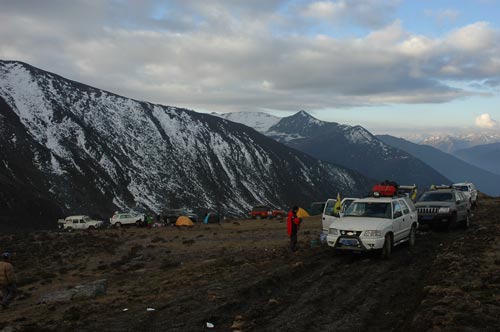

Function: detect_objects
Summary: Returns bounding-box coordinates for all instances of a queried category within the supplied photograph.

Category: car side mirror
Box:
[393,211,402,219]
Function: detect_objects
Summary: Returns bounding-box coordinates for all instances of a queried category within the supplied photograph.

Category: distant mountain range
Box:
[377,135,500,196]
[421,133,500,153]
[218,111,451,190]
[0,60,373,230]
[454,143,500,177]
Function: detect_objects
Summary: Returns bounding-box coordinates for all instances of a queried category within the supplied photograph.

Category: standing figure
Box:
[287,206,301,252]
[0,252,16,310]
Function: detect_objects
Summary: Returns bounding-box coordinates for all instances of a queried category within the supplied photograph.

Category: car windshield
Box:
[343,202,391,219]
[454,186,469,192]
[419,192,453,202]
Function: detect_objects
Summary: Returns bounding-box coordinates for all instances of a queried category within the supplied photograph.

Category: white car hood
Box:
[330,216,390,231]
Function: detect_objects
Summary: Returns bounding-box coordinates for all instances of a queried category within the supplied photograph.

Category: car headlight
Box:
[329,228,339,235]
[438,207,450,213]
[364,230,382,237]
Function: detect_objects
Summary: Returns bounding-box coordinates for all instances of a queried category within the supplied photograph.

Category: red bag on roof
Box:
[372,180,399,197]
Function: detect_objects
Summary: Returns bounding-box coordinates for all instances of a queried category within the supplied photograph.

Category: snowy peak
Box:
[0,60,373,228]
[213,111,280,133]
[422,133,500,153]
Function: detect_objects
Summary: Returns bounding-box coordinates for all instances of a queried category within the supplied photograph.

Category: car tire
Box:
[408,225,416,247]
[380,234,392,259]
[463,214,471,229]
[66,227,73,232]
[88,226,95,230]
[115,222,122,228]
[136,220,142,227]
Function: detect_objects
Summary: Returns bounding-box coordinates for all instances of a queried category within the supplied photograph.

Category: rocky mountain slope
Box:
[454,142,500,177]
[378,135,500,196]
[264,111,450,189]
[0,60,373,230]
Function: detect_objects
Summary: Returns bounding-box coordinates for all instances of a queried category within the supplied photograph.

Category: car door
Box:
[391,200,404,241]
[456,192,468,221]
[398,199,413,235]
[322,199,338,232]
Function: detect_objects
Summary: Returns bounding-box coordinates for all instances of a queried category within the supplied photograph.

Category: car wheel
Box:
[66,227,73,232]
[136,220,142,227]
[463,214,471,229]
[380,234,392,259]
[115,222,122,228]
[408,225,416,247]
[88,226,95,230]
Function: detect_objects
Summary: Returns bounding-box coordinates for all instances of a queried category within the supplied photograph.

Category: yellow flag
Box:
[334,193,342,214]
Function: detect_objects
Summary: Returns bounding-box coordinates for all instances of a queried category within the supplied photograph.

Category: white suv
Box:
[110,212,145,227]
[326,196,418,258]
[62,215,104,231]
[452,182,478,207]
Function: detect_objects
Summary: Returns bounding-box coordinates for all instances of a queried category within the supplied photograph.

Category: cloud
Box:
[0,1,499,113]
[475,113,499,128]
[301,0,399,28]
[424,8,460,25]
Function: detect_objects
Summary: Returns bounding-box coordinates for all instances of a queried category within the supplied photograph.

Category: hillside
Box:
[0,60,372,230]
[0,197,498,331]
[454,142,500,176]
[266,111,451,190]
[378,135,500,196]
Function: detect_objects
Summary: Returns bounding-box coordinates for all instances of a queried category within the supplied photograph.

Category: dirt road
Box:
[0,198,498,332]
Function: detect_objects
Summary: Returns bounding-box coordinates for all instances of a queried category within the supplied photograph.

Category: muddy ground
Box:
[0,197,499,332]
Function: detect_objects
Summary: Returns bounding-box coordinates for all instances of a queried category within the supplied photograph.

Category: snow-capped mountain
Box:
[422,133,500,153]
[221,110,450,189]
[213,111,281,133]
[0,61,373,229]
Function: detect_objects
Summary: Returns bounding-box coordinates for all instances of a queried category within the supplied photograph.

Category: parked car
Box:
[110,212,145,228]
[162,208,198,224]
[308,202,326,216]
[326,195,418,258]
[415,187,471,229]
[249,205,286,219]
[321,197,357,235]
[62,215,104,231]
[452,182,478,207]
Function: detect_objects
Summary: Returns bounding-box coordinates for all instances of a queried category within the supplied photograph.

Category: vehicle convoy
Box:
[249,205,286,219]
[452,182,478,207]
[110,212,145,227]
[326,191,418,258]
[321,197,357,235]
[415,186,471,229]
[61,215,104,230]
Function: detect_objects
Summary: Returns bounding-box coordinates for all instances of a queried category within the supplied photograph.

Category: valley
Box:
[1,196,498,332]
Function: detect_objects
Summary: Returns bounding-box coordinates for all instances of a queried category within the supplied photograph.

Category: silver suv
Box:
[452,182,478,207]
[415,188,471,229]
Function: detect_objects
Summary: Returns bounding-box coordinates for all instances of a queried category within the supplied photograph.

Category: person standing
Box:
[0,252,16,309]
[287,206,301,252]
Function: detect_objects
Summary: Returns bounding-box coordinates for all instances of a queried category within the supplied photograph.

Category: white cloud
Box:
[0,1,499,113]
[475,114,499,128]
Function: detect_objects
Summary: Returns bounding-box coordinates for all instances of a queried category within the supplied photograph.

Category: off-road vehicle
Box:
[415,187,471,229]
[452,182,478,207]
[326,195,418,258]
[110,212,145,228]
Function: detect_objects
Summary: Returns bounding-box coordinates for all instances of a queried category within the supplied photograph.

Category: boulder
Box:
[39,279,107,304]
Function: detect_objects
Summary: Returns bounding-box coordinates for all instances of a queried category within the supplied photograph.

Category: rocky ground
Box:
[0,197,499,332]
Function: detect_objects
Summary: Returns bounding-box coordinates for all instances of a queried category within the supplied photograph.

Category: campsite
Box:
[0,195,498,332]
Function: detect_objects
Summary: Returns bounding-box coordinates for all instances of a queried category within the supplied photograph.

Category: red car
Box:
[249,206,286,219]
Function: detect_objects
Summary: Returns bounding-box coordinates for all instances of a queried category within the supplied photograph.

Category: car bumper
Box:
[326,235,385,251]
[418,214,453,225]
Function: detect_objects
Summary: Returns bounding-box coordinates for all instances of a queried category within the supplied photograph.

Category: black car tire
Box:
[380,234,392,259]
[408,225,416,247]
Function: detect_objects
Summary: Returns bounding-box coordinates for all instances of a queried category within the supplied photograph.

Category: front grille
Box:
[418,207,439,214]
[339,230,362,237]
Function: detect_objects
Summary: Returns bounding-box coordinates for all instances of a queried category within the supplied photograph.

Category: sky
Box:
[1,0,500,136]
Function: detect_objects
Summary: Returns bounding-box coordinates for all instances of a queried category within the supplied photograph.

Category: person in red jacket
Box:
[287,206,301,252]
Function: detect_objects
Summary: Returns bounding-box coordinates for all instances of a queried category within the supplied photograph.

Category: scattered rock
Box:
[268,298,279,305]
[38,279,107,304]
